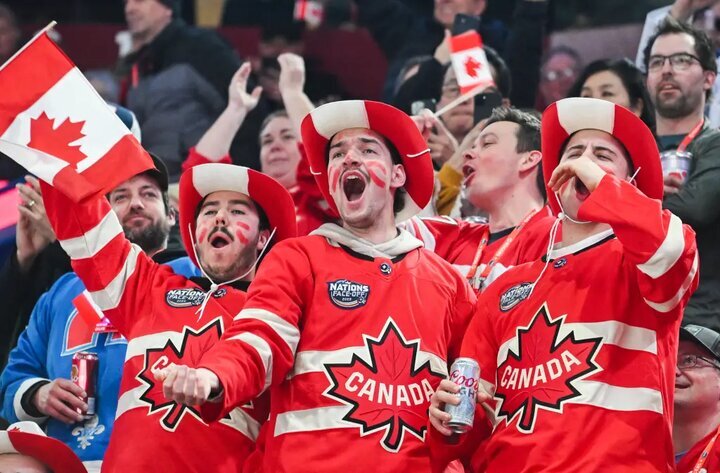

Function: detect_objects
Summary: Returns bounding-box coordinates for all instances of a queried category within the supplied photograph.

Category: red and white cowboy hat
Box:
[301,100,434,222]
[542,97,663,214]
[179,163,298,268]
[0,421,87,473]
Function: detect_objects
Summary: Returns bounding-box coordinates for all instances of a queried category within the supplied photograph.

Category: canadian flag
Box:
[0,30,154,202]
[449,31,495,95]
[72,290,105,327]
[294,0,324,29]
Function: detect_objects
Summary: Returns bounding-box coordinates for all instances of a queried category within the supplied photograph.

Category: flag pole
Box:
[433,84,483,119]
[0,20,57,72]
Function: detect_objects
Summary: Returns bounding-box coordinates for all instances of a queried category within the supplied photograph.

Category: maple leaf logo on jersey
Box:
[324,319,444,452]
[464,55,482,78]
[27,112,87,167]
[136,319,224,431]
[495,304,602,434]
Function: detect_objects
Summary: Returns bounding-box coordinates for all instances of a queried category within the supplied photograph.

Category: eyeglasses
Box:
[677,353,720,370]
[647,53,702,72]
[542,67,576,82]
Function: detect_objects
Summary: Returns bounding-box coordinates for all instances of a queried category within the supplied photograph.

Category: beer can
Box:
[660,150,692,183]
[444,358,480,433]
[71,352,98,419]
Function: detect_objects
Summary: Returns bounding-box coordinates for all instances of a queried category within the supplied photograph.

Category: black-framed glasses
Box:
[677,353,720,370]
[647,53,702,72]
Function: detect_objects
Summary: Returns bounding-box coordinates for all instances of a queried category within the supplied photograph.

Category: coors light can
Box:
[71,351,98,419]
[660,150,692,183]
[444,358,480,433]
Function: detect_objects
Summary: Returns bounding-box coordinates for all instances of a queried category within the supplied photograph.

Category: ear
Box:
[389,163,407,190]
[473,0,488,16]
[166,206,177,227]
[256,229,271,251]
[704,70,717,93]
[518,150,542,173]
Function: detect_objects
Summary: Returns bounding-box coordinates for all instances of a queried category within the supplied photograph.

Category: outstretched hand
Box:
[153,363,220,407]
[228,62,262,114]
[278,53,306,95]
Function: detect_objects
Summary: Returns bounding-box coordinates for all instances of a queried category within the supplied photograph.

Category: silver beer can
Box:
[660,150,692,183]
[444,358,480,433]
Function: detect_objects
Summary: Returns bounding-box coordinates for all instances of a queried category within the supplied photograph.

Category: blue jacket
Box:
[0,257,200,463]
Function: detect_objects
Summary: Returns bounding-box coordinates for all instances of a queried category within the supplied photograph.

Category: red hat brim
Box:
[179,164,298,268]
[541,97,663,214]
[0,430,87,473]
[301,100,434,222]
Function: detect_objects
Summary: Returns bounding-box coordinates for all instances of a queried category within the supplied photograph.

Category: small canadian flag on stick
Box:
[448,30,495,95]
[294,0,324,29]
[0,23,154,202]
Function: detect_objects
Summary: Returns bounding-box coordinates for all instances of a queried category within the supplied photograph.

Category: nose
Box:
[213,208,228,226]
[463,148,477,163]
[129,192,145,210]
[343,148,362,167]
[675,364,683,377]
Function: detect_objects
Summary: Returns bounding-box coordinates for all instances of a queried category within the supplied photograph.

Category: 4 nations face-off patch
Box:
[327,279,370,309]
[494,305,602,434]
[323,319,444,452]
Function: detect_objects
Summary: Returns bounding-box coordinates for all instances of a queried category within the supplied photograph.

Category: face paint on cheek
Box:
[198,228,209,243]
[365,161,389,188]
[329,166,341,194]
[233,222,250,245]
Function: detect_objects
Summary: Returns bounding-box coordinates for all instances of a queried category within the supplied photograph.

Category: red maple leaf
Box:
[136,319,224,431]
[324,320,444,452]
[495,305,602,433]
[27,111,86,167]
[464,55,482,78]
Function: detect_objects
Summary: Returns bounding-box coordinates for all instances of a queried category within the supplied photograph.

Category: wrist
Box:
[16,249,36,274]
[223,105,249,121]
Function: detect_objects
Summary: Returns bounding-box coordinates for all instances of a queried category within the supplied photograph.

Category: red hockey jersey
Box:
[41,185,265,473]
[197,224,476,472]
[675,427,720,473]
[405,208,555,290]
[442,176,698,472]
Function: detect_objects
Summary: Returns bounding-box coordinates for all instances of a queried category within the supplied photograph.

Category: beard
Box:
[124,218,171,254]
[654,88,703,119]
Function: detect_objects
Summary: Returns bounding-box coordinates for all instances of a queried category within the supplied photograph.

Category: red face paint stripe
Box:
[234,230,249,245]
[198,228,208,243]
[329,166,341,194]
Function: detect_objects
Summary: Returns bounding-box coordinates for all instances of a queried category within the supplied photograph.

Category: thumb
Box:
[250,86,263,101]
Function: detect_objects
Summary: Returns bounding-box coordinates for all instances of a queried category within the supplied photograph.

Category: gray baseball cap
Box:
[680,324,720,362]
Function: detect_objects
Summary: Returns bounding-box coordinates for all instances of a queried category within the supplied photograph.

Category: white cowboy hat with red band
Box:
[301,100,434,222]
[0,421,88,473]
[179,163,298,268]
[541,97,663,215]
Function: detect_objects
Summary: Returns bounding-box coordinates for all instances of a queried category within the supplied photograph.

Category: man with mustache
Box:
[35,160,297,472]
[157,101,477,472]
[0,154,199,471]
[644,19,720,331]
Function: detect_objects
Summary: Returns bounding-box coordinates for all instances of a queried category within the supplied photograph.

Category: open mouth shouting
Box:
[462,163,477,186]
[342,170,368,203]
[208,228,233,250]
[574,177,590,201]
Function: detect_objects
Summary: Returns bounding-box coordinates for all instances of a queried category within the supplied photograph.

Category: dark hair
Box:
[541,46,583,71]
[567,58,656,133]
[394,54,434,96]
[643,18,717,101]
[484,107,545,200]
[484,46,511,99]
[259,110,290,140]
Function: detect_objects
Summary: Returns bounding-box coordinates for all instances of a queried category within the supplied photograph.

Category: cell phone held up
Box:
[452,14,480,37]
[411,99,437,116]
[474,91,503,124]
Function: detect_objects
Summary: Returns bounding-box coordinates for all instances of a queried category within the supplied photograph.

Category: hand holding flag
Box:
[0,24,154,202]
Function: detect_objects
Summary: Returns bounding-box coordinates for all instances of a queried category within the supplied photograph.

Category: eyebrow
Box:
[329,136,382,150]
[479,132,498,141]
[566,143,619,155]
[262,128,294,138]
[200,199,252,211]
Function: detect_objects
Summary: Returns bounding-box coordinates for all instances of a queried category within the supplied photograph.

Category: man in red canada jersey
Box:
[429,97,698,472]
[407,107,553,291]
[158,100,476,472]
[39,162,296,473]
